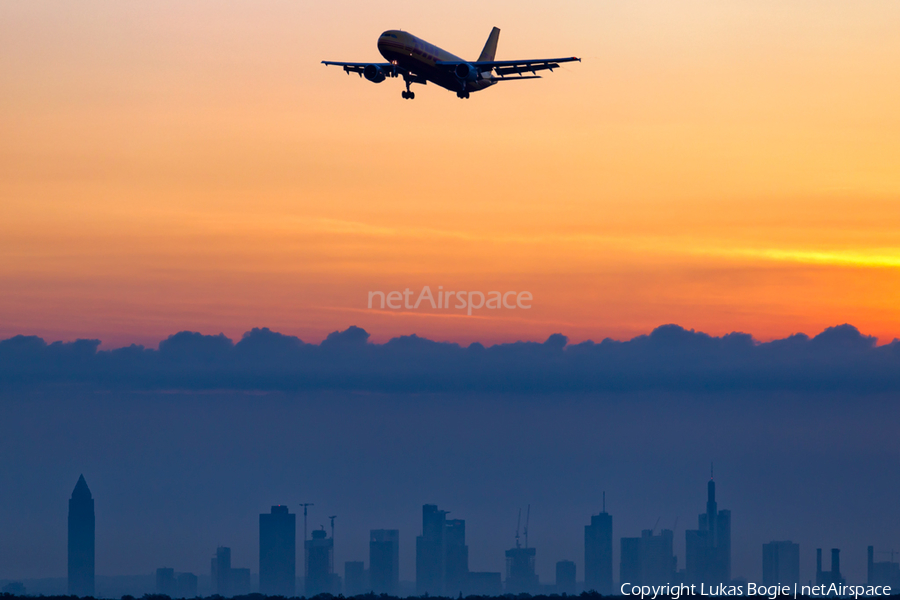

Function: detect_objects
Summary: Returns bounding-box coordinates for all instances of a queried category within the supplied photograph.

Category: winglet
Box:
[478,27,501,62]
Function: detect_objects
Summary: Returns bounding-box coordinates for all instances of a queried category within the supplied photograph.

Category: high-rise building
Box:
[762,542,800,586]
[556,560,576,595]
[306,529,335,595]
[370,530,400,595]
[260,505,296,596]
[620,537,642,586]
[416,505,447,595]
[68,475,95,597]
[444,519,469,596]
[584,498,613,594]
[816,549,845,586]
[621,530,675,586]
[868,547,900,588]
[505,547,538,594]
[212,547,232,596]
[685,474,731,586]
[156,568,176,596]
[344,561,367,596]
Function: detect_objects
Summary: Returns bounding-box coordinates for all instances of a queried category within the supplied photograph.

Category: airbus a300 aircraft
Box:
[323,27,580,99]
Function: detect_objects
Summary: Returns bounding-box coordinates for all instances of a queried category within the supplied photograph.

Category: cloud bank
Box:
[1,324,898,392]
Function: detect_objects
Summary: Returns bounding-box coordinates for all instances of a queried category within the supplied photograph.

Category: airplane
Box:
[322,27,580,100]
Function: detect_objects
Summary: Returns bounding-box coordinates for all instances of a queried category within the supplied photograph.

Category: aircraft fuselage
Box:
[377,30,495,93]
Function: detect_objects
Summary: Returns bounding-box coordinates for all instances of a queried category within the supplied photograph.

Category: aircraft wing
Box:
[436,57,580,78]
[322,61,405,77]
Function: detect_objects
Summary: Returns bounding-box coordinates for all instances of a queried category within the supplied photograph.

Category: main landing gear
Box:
[456,91,470,99]
[402,79,415,100]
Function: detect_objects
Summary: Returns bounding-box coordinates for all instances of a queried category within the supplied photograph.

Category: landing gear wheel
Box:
[456,91,470,99]
[402,79,415,100]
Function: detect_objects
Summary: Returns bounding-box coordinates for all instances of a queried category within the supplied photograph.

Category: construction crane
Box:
[329,515,337,539]
[524,505,531,549]
[515,508,522,549]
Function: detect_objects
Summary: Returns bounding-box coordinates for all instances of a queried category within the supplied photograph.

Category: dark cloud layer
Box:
[1,324,898,392]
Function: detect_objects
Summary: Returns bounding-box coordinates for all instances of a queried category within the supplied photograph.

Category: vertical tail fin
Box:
[477,27,500,62]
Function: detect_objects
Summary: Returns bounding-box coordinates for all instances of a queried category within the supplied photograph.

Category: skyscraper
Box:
[156,568,176,596]
[685,474,731,586]
[584,498,613,594]
[212,546,232,597]
[505,546,538,594]
[68,475,95,597]
[444,519,469,596]
[762,541,800,586]
[416,504,447,595]
[620,530,675,586]
[306,529,334,596]
[370,530,400,595]
[260,505,296,596]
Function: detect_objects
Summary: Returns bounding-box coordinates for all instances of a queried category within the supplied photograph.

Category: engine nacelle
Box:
[363,64,386,83]
[454,63,480,82]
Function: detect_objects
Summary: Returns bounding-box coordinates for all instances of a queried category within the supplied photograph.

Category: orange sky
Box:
[2,1,900,348]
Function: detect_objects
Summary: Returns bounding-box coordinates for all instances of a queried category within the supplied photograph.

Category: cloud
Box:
[0,324,897,392]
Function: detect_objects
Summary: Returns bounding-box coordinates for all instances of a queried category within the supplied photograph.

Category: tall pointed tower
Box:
[68,475,95,596]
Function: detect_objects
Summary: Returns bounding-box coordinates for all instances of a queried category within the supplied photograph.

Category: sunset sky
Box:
[3,0,900,348]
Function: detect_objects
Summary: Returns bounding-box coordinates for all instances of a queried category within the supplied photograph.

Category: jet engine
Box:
[454,63,480,82]
[363,64,386,83]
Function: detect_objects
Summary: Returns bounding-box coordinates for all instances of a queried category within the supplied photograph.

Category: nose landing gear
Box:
[456,91,470,99]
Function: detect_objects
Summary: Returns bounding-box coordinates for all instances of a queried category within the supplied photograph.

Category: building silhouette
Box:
[505,546,538,594]
[370,529,400,595]
[762,541,799,586]
[816,548,845,586]
[621,529,675,586]
[211,546,232,596]
[68,475,95,597]
[156,568,176,596]
[685,474,731,586]
[260,505,296,596]
[444,519,469,596]
[414,504,474,595]
[584,497,613,594]
[868,547,900,588]
[306,528,335,595]
[176,572,198,598]
[556,560,576,595]
[416,504,447,595]
[344,561,367,596]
